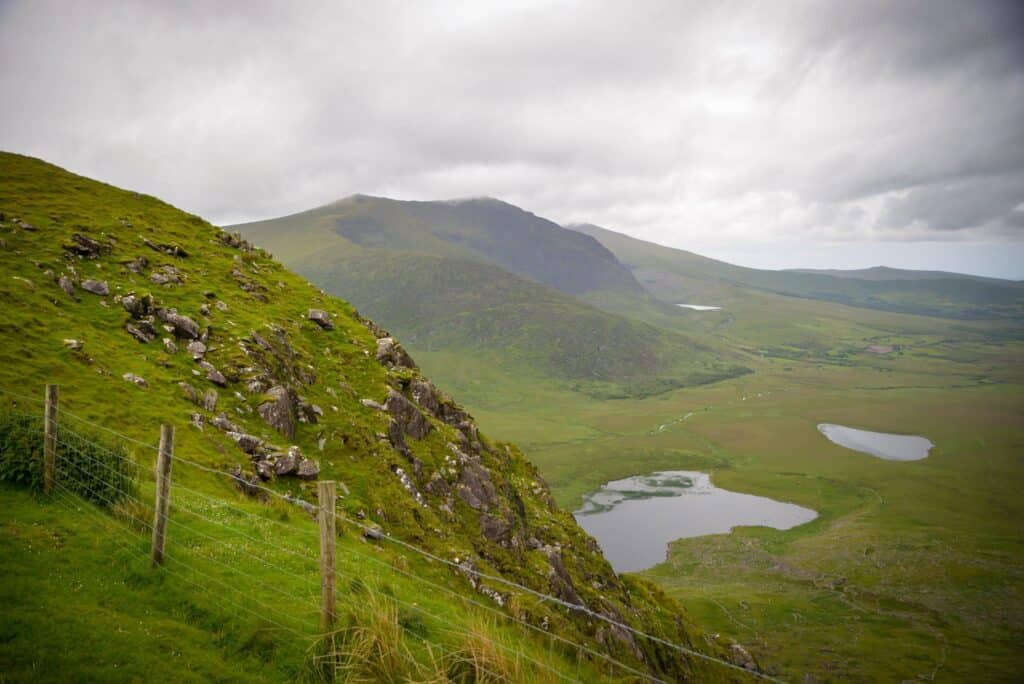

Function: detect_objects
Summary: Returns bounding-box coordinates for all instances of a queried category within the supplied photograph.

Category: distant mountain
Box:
[298,195,647,297]
[572,224,1024,320]
[230,198,747,398]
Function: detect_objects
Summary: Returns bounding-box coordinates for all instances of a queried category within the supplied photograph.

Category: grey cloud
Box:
[0,0,1021,257]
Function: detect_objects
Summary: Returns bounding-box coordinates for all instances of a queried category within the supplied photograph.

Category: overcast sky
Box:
[2,1,1022,277]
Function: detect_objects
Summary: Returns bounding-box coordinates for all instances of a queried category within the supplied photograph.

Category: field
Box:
[414,295,1024,681]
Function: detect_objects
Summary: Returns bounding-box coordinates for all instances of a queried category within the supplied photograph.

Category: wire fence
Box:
[0,384,785,683]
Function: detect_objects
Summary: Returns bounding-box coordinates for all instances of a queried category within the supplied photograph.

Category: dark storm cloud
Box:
[0,0,1021,254]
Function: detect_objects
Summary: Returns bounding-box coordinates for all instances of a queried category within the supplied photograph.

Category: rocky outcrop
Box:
[142,237,187,258]
[456,454,498,511]
[376,337,416,369]
[63,233,106,258]
[386,389,431,440]
[258,384,296,439]
[121,293,154,318]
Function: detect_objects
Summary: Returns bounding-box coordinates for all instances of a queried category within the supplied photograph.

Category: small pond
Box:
[573,471,817,573]
[676,304,722,311]
[818,423,933,461]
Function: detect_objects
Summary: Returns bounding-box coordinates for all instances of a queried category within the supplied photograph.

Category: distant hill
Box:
[572,224,1024,320]
[786,265,1017,283]
[231,198,747,398]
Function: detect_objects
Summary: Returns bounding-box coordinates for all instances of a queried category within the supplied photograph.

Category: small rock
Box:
[255,460,274,480]
[296,459,319,479]
[362,523,385,541]
[308,309,334,330]
[124,255,149,274]
[199,360,227,386]
[201,389,218,411]
[157,308,200,339]
[121,293,154,318]
[226,431,263,454]
[360,398,386,411]
[187,340,207,360]
[81,279,109,296]
[58,275,75,298]
[211,412,239,432]
[190,412,204,431]
[215,300,229,312]
[122,372,148,387]
[179,382,198,403]
[62,338,84,351]
[125,322,156,344]
[163,337,178,354]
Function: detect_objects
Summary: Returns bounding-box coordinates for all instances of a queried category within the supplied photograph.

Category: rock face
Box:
[258,385,296,439]
[386,389,431,440]
[307,309,334,330]
[81,279,109,296]
[375,337,416,369]
[457,456,498,511]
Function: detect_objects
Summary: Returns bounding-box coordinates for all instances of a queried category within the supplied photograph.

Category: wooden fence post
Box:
[151,425,174,566]
[318,480,337,631]
[43,384,58,495]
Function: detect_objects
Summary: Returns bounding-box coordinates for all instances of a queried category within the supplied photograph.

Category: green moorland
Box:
[0,152,742,682]
[416,298,1024,682]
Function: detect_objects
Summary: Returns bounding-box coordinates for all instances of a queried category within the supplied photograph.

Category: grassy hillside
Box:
[573,223,1024,320]
[237,195,648,298]
[0,152,742,682]
[230,201,747,399]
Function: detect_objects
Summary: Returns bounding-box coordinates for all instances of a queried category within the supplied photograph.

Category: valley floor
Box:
[416,308,1024,682]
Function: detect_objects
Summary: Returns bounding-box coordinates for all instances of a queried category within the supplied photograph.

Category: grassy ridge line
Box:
[572,222,1024,320]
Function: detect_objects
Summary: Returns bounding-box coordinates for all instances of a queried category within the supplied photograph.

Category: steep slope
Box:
[0,152,732,681]
[231,199,747,399]
[573,223,1024,320]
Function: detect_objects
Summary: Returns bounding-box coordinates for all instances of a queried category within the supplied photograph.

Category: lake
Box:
[574,471,818,573]
[818,423,933,461]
